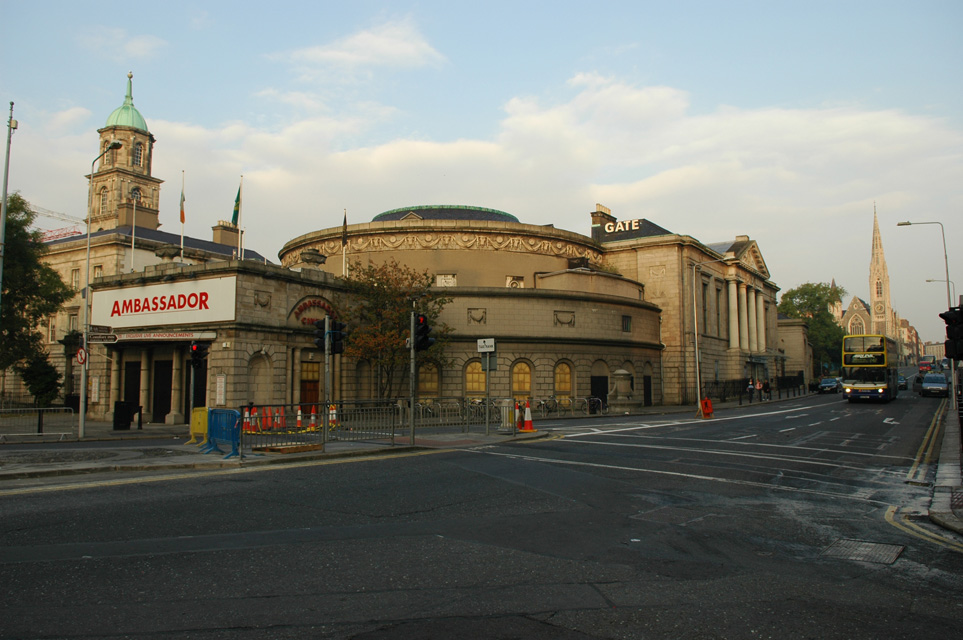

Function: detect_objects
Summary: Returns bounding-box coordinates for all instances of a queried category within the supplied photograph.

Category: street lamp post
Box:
[692,256,730,417]
[898,220,956,398]
[80,140,122,439]
[925,279,957,306]
[0,102,17,329]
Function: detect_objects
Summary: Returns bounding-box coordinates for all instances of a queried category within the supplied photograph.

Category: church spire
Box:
[869,203,892,337]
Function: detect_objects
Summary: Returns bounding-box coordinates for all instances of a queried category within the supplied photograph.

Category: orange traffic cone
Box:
[328,404,339,429]
[278,406,287,429]
[296,407,303,429]
[309,405,318,431]
[520,400,536,432]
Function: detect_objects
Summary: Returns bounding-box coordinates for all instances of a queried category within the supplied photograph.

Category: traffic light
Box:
[331,320,347,355]
[313,319,326,349]
[939,306,963,360]
[414,313,435,351]
[189,341,209,368]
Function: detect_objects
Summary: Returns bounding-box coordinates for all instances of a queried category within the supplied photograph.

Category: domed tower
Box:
[88,72,163,232]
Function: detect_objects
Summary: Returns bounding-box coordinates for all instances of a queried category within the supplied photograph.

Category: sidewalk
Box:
[1,397,961,537]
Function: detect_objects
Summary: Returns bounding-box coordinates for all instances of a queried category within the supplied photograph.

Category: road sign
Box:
[76,347,87,365]
[89,324,112,333]
[477,338,495,353]
[87,333,118,344]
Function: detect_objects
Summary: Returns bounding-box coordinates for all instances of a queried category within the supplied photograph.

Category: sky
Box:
[1,0,961,342]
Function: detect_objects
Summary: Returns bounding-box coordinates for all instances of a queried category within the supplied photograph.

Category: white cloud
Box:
[76,27,167,60]
[275,17,446,84]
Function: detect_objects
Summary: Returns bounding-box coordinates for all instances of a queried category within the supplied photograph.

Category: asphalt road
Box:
[1,393,961,639]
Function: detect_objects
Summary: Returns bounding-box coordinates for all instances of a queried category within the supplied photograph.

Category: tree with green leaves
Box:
[338,259,451,399]
[0,193,74,372]
[17,353,62,406]
[777,282,847,376]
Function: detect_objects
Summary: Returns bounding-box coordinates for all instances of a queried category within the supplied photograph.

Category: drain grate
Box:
[821,538,904,564]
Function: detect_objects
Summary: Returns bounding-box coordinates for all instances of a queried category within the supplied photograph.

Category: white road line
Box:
[476,449,886,504]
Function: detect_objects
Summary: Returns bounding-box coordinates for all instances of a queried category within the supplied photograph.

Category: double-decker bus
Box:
[841,334,900,402]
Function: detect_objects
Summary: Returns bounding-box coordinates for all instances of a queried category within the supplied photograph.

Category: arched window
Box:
[99,187,108,215]
[465,361,486,398]
[133,142,143,167]
[850,317,865,335]
[554,362,572,399]
[511,361,531,401]
[418,363,439,398]
[131,187,141,203]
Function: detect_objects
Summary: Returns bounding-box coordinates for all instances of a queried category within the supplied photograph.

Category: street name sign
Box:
[87,333,118,344]
[477,338,495,353]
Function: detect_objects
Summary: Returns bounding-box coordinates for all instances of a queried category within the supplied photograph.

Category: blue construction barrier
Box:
[199,408,242,459]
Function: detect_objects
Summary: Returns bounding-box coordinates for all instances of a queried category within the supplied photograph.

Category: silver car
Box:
[920,373,949,398]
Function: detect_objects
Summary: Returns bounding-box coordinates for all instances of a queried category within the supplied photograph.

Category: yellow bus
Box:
[841,334,900,402]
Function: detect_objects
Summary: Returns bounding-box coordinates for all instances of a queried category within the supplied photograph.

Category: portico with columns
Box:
[593,206,780,405]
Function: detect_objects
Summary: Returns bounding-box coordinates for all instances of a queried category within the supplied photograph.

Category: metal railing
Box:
[0,407,75,441]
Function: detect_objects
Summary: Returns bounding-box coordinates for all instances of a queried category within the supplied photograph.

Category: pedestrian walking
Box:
[746,378,755,403]
[762,379,771,401]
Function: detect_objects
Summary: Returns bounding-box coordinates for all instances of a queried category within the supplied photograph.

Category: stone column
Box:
[139,349,151,422]
[108,348,122,419]
[756,296,767,353]
[292,347,302,405]
[738,283,749,350]
[747,287,758,353]
[728,279,739,349]
[167,347,184,424]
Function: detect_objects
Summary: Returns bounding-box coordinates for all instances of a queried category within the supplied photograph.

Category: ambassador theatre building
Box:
[83,205,667,423]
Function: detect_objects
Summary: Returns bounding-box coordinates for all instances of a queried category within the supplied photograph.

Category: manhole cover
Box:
[821,539,904,564]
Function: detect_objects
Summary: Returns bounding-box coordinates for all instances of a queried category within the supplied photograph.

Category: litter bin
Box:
[113,401,134,430]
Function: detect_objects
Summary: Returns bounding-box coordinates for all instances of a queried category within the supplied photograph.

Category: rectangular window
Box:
[71,269,80,290]
[716,288,724,336]
[48,316,57,343]
[621,315,632,332]
[93,265,103,280]
[701,281,709,332]
[68,313,79,332]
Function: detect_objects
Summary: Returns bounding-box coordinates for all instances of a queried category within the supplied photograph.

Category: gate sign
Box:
[477,338,495,353]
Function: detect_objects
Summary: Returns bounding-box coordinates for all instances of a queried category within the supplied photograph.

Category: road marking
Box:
[906,399,945,484]
[476,449,886,504]
[729,434,758,441]
[0,449,445,497]
[779,427,796,433]
[885,505,963,553]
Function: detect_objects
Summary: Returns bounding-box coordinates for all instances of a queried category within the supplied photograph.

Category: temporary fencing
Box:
[199,408,242,459]
[0,408,75,442]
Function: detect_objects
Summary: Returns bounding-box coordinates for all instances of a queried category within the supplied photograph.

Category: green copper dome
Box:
[105,72,148,132]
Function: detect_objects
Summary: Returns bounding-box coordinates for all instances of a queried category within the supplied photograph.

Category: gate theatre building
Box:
[23,74,790,421]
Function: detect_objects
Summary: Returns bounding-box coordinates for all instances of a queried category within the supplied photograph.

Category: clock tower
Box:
[87,72,163,232]
[868,207,893,338]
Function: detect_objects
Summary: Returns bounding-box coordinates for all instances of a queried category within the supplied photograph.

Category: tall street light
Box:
[0,102,17,328]
[925,279,957,305]
[80,140,122,439]
[898,220,955,399]
[692,256,729,417]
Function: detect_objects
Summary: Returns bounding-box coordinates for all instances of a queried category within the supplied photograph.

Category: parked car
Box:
[898,374,908,390]
[818,377,842,393]
[920,373,949,398]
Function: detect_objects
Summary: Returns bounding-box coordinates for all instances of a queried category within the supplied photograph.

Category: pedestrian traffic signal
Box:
[331,320,348,355]
[189,341,209,368]
[313,319,326,349]
[414,313,434,351]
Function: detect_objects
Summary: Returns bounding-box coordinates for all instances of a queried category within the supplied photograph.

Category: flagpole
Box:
[179,170,185,260]
[237,175,243,260]
[342,208,348,278]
